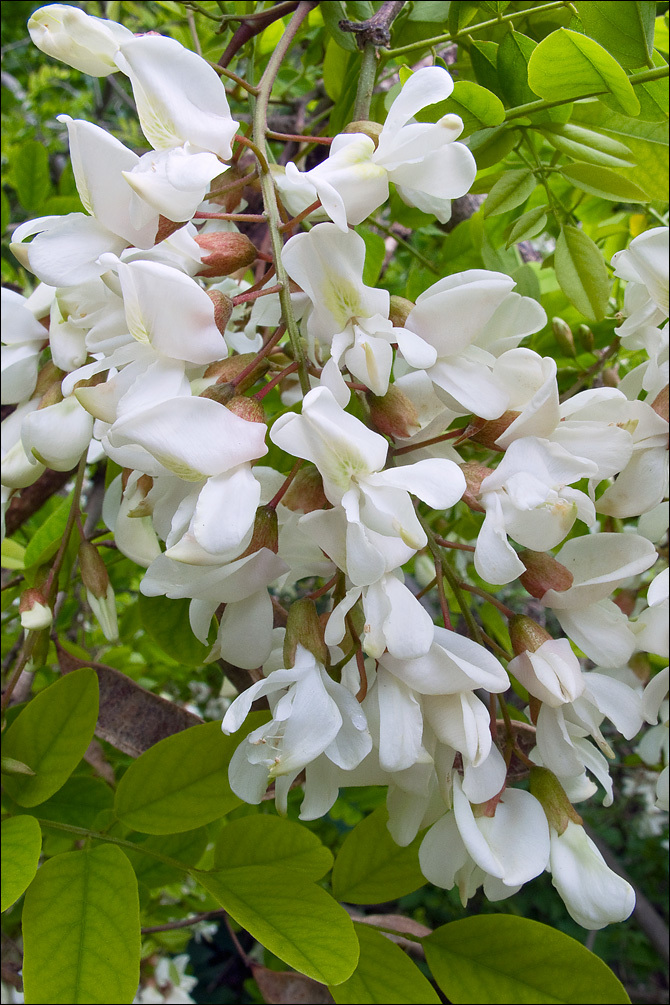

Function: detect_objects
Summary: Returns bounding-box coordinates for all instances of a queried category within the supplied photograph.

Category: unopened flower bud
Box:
[468,410,520,449]
[207,290,234,336]
[20,588,53,631]
[552,317,576,358]
[199,382,236,405]
[154,215,185,243]
[281,464,328,513]
[79,541,118,641]
[28,4,133,76]
[342,120,383,147]
[284,598,329,669]
[576,324,594,353]
[38,379,64,410]
[509,614,552,656]
[226,396,266,423]
[530,766,582,834]
[460,462,493,513]
[651,384,668,424]
[366,385,420,439]
[519,550,573,599]
[240,505,279,558]
[195,232,258,278]
[388,295,415,328]
[602,367,619,387]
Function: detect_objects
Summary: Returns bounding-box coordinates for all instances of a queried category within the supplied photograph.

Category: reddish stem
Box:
[254,360,299,399]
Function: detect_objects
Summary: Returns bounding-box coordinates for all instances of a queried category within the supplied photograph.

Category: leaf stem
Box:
[505,65,669,121]
[353,42,379,121]
[36,819,192,871]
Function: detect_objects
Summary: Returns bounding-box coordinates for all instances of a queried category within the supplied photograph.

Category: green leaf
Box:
[2,669,99,808]
[527,29,640,117]
[137,593,210,667]
[1,815,42,911]
[321,0,357,50]
[324,37,353,100]
[484,170,536,217]
[470,40,501,95]
[505,206,549,247]
[196,866,359,985]
[443,81,506,137]
[497,31,538,107]
[632,50,669,122]
[571,101,669,200]
[407,2,450,22]
[540,122,635,168]
[1,188,9,235]
[423,916,631,1004]
[1,538,25,570]
[124,828,208,888]
[330,923,440,1004]
[331,806,425,904]
[555,226,610,323]
[214,814,333,879]
[30,775,114,829]
[23,492,74,569]
[357,226,387,287]
[114,718,267,834]
[14,140,53,213]
[22,846,140,1004]
[468,125,516,169]
[560,162,649,202]
[574,1,655,68]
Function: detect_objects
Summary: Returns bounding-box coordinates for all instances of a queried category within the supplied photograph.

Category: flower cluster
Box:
[3,5,668,935]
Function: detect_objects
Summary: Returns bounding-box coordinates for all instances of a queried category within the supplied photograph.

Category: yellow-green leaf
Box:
[331,806,425,904]
[555,226,610,322]
[214,814,333,879]
[330,923,440,1004]
[1,815,42,912]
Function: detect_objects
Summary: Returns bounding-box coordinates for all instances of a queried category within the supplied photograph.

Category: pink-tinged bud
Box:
[366,385,420,439]
[552,317,576,358]
[207,290,234,336]
[388,295,415,328]
[468,410,521,449]
[519,551,573,599]
[614,590,636,616]
[342,119,383,147]
[154,215,186,243]
[240,505,279,558]
[602,367,620,388]
[195,232,258,278]
[204,352,269,393]
[651,384,669,424]
[19,588,53,631]
[37,379,64,410]
[283,598,329,669]
[34,361,64,399]
[530,766,582,834]
[509,614,552,656]
[281,464,328,513]
[226,396,266,423]
[576,323,594,353]
[460,462,493,513]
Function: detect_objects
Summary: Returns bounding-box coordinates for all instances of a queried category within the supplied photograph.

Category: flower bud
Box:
[204,352,269,394]
[196,232,258,278]
[468,411,520,449]
[459,462,493,513]
[225,396,266,423]
[281,464,328,513]
[576,323,594,353]
[509,614,552,656]
[19,588,53,631]
[37,379,64,410]
[519,550,573,599]
[366,385,420,439]
[342,120,383,147]
[34,361,64,399]
[79,541,118,641]
[28,4,133,76]
[207,290,234,336]
[530,766,582,834]
[388,295,415,328]
[651,384,668,424]
[552,317,576,358]
[602,367,620,387]
[283,598,329,669]
[199,382,236,405]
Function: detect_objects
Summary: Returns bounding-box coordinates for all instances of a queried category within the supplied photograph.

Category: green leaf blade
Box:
[555,226,610,322]
[331,806,425,904]
[560,162,649,202]
[2,669,99,808]
[214,814,333,879]
[1,815,42,912]
[197,866,359,986]
[22,845,140,1005]
[528,29,640,116]
[423,916,631,1004]
[575,1,656,69]
[484,170,536,217]
[330,923,440,1004]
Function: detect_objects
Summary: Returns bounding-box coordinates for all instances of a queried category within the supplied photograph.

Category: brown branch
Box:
[339,0,406,48]
[5,466,77,537]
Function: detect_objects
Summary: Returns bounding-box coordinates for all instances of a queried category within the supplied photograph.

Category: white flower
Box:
[612,226,669,339]
[549,821,635,929]
[508,638,585,708]
[28,4,133,76]
[1,289,48,405]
